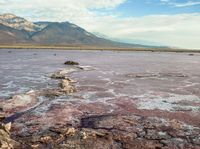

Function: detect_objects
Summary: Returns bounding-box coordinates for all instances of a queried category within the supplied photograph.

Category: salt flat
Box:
[0,49,200,148]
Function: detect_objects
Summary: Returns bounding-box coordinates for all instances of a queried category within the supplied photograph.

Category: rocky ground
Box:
[0,50,200,149]
[0,66,199,149]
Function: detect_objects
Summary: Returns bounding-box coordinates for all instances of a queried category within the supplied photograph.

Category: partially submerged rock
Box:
[38,79,76,99]
[64,61,79,65]
[59,68,78,74]
[126,73,157,78]
[49,68,78,96]
[50,68,78,80]
[188,53,194,56]
[41,89,64,98]
[1,93,37,115]
[50,73,66,79]
[59,79,76,94]
[126,72,188,78]
[76,65,95,71]
[159,72,188,77]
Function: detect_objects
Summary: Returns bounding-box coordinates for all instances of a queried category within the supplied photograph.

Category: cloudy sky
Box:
[0,0,200,49]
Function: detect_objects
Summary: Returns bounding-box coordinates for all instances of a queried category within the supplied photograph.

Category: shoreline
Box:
[0,45,200,53]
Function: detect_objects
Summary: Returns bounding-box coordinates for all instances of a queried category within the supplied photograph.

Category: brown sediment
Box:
[8,96,200,148]
[10,113,200,149]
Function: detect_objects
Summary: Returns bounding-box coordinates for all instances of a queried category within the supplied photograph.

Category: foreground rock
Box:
[0,122,19,148]
[11,114,200,149]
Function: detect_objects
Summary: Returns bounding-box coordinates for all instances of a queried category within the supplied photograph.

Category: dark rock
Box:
[64,61,79,65]
[51,68,78,80]
[0,114,5,121]
[42,89,63,98]
[50,73,66,79]
[188,53,194,56]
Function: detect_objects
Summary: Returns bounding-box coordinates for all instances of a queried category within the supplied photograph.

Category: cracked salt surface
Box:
[137,94,200,112]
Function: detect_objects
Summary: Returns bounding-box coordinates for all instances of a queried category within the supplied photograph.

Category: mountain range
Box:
[0,13,157,48]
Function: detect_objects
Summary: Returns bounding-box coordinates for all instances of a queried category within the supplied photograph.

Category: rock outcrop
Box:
[0,122,19,148]
[59,79,76,94]
[50,68,78,80]
[11,114,200,148]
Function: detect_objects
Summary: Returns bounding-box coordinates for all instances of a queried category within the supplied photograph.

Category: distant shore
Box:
[0,45,200,53]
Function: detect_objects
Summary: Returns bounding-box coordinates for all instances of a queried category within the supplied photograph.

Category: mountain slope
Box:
[0,13,155,48]
[31,22,119,46]
[0,13,42,32]
[0,23,30,44]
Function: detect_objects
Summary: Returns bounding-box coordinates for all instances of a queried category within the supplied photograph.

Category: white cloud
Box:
[83,13,200,49]
[160,0,200,7]
[0,0,200,49]
[0,0,126,22]
[173,1,200,7]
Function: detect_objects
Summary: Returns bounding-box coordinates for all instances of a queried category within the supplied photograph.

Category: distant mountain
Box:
[93,32,169,48]
[34,21,53,30]
[31,22,105,45]
[0,13,156,48]
[0,13,42,32]
[0,23,30,44]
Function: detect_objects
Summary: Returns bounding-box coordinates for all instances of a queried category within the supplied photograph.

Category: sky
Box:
[0,0,200,49]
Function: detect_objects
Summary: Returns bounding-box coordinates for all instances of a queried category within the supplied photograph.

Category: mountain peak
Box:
[0,13,42,32]
[1,13,17,19]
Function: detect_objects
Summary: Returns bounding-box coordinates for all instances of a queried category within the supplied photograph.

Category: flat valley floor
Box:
[0,49,200,149]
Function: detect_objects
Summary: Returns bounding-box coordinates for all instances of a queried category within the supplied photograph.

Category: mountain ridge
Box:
[0,13,162,48]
